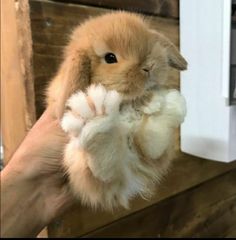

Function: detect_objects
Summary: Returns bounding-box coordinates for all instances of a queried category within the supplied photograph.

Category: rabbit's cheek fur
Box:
[92,65,147,99]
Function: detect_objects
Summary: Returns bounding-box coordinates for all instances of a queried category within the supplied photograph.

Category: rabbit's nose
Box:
[142,63,155,74]
[142,68,150,77]
[142,68,149,73]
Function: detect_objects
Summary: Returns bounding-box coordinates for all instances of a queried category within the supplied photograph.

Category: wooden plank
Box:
[51,0,179,19]
[15,0,36,126]
[29,0,180,117]
[48,154,236,237]
[1,0,36,163]
[84,169,236,237]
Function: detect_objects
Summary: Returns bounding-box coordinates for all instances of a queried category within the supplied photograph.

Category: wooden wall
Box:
[51,0,179,18]
[28,0,236,237]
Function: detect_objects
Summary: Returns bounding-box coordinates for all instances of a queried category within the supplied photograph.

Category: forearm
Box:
[1,163,46,237]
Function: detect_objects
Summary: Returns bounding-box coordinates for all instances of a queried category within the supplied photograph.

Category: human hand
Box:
[2,106,74,235]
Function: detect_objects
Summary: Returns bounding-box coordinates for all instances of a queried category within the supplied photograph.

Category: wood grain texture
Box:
[51,0,179,19]
[29,0,180,118]
[15,0,36,126]
[84,169,236,238]
[1,0,36,163]
[48,154,236,237]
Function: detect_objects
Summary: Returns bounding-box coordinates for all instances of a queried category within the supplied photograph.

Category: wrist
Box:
[1,164,46,237]
[3,159,72,226]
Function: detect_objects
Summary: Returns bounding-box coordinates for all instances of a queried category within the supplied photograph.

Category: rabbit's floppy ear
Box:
[50,49,91,118]
[150,30,187,71]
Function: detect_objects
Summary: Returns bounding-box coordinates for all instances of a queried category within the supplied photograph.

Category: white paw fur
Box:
[61,85,186,210]
[61,84,121,137]
[134,89,186,161]
[164,89,187,125]
[62,84,132,209]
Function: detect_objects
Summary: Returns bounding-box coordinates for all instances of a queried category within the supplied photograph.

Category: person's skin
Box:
[1,106,75,237]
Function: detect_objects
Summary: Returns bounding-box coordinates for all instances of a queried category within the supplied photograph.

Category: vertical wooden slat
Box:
[15,0,36,126]
[1,0,36,164]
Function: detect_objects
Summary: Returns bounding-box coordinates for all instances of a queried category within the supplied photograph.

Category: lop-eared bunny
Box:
[47,12,187,210]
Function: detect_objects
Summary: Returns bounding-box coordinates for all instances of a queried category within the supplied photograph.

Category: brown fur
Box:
[47,12,187,210]
[46,11,187,118]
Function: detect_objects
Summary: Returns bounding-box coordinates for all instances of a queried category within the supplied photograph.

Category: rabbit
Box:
[46,11,187,210]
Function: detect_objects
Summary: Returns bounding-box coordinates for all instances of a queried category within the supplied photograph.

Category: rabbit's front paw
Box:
[140,94,164,115]
[61,84,122,137]
[164,90,187,123]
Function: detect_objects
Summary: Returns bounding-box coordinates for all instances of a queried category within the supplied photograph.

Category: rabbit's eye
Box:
[104,53,117,64]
